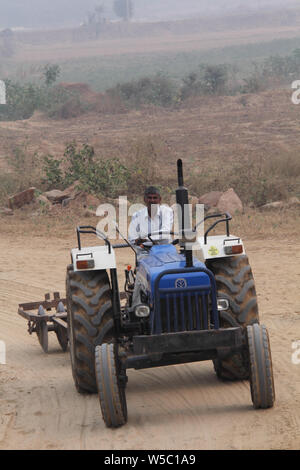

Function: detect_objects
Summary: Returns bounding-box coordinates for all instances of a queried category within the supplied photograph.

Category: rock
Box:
[44,182,82,206]
[260,198,300,210]
[37,195,51,206]
[8,187,36,210]
[199,191,223,209]
[44,189,68,204]
[0,207,14,216]
[260,201,285,210]
[61,197,72,208]
[217,188,243,214]
[61,181,81,200]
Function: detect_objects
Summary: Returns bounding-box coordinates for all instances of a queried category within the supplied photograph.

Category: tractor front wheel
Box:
[95,342,128,428]
[247,324,275,409]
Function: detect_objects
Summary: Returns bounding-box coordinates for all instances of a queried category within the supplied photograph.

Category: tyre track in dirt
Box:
[0,235,300,449]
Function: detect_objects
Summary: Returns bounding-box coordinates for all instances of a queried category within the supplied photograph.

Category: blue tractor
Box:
[66,160,275,427]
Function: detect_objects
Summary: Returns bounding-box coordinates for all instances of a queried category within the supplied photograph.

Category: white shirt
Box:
[128,205,174,242]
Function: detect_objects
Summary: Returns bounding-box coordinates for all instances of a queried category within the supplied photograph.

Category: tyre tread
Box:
[66,268,114,394]
[207,255,259,381]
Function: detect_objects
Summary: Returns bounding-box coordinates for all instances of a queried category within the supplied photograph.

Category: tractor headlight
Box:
[217,299,229,311]
[135,304,150,318]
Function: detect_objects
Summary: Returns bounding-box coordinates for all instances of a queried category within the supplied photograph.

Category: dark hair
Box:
[144,186,160,196]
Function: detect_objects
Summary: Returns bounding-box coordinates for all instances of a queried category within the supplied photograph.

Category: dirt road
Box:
[0,234,300,450]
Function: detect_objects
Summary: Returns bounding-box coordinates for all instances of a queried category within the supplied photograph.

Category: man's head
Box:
[144,186,161,216]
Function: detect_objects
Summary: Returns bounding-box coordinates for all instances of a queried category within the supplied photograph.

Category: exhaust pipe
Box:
[175,159,194,268]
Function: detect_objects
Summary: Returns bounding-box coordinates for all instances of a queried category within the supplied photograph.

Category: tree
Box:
[202,65,228,95]
[113,0,134,21]
[43,64,61,87]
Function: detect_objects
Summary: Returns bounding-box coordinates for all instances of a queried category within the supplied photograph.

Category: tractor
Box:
[66,159,275,427]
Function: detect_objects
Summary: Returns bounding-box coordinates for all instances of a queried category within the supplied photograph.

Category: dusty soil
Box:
[0,232,300,450]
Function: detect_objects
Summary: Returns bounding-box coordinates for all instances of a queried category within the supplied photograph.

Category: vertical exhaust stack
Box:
[176,159,194,268]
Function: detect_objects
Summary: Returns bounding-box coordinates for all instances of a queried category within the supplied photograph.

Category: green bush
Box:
[180,65,229,99]
[108,75,178,108]
[0,81,39,121]
[43,142,130,197]
[0,80,86,121]
[43,64,61,87]
[39,85,86,119]
[42,155,64,189]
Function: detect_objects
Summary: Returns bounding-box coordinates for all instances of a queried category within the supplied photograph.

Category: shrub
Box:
[42,155,64,189]
[37,85,85,119]
[108,75,178,108]
[0,80,86,121]
[0,81,39,121]
[180,65,229,100]
[202,65,228,95]
[43,64,61,87]
[43,142,130,197]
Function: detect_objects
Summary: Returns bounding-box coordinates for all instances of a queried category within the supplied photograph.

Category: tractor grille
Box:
[151,287,212,335]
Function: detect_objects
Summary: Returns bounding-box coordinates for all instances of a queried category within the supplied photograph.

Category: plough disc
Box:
[18,294,68,354]
[55,324,68,352]
[36,319,48,353]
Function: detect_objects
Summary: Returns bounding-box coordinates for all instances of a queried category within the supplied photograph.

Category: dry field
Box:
[14,25,300,63]
[0,232,300,450]
[1,89,300,174]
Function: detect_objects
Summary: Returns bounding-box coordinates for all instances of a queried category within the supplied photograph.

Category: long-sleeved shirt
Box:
[128,205,174,242]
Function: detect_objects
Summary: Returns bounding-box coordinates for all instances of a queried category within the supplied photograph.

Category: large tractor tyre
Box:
[95,342,128,428]
[247,324,275,409]
[206,255,259,381]
[66,266,115,394]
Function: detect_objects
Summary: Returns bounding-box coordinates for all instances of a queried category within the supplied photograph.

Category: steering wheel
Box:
[141,230,179,246]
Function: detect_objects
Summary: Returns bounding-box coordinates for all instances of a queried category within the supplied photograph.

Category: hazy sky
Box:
[0,0,296,29]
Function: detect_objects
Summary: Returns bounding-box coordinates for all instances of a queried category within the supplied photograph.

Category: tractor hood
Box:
[137,245,211,298]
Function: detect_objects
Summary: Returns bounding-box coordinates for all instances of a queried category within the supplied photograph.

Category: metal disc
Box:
[36,319,48,353]
[55,324,68,352]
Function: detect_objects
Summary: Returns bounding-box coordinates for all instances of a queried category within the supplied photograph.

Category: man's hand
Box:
[135,238,147,246]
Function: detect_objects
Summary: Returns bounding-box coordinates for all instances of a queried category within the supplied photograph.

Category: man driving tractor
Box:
[128,186,174,247]
[128,186,174,310]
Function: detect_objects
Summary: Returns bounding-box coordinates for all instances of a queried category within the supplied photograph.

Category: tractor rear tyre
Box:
[95,342,128,428]
[66,266,114,394]
[206,255,259,380]
[247,324,275,409]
